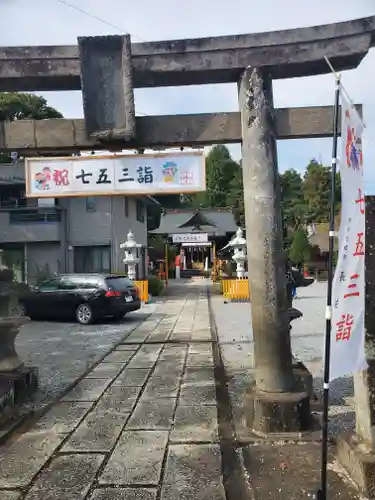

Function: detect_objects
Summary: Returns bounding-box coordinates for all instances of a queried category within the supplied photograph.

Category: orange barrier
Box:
[220,278,250,302]
[134,280,149,302]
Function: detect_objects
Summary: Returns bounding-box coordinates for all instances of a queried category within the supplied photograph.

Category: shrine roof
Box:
[177,210,216,228]
[150,208,238,236]
[308,221,340,253]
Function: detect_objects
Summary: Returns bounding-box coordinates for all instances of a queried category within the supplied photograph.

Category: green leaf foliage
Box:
[0,92,63,163]
[188,145,244,224]
[0,92,63,121]
[147,275,164,296]
[289,228,312,266]
[302,159,341,222]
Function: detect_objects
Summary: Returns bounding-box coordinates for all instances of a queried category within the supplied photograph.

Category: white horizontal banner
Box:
[26,152,206,198]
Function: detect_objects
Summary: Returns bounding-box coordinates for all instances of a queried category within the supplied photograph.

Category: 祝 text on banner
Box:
[25,152,206,198]
[330,93,367,381]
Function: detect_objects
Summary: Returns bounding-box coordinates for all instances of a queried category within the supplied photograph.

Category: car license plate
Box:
[125,296,133,302]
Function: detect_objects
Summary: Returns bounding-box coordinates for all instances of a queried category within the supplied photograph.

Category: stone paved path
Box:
[0,281,225,500]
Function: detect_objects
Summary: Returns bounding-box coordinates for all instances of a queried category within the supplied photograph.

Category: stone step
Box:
[0,368,38,433]
[0,378,15,425]
[0,367,38,405]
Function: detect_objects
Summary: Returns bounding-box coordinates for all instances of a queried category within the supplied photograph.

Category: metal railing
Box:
[0,200,28,209]
[9,209,61,223]
[220,278,251,302]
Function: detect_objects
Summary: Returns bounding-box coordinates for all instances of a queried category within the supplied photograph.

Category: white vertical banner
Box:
[330,92,367,381]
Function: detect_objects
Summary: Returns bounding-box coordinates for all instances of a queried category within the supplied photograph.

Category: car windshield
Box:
[105,277,134,291]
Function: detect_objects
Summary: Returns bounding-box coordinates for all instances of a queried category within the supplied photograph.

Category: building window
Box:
[86,197,96,212]
[0,186,27,208]
[136,200,144,223]
[125,197,129,217]
[74,246,111,274]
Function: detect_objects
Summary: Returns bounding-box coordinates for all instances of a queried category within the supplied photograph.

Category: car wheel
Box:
[76,303,94,325]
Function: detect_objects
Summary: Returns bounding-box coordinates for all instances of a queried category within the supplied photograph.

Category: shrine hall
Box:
[150,208,237,275]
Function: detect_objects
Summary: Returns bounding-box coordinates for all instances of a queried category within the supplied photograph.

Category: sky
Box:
[2,0,375,191]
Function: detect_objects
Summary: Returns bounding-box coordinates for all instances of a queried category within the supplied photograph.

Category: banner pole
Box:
[164,242,169,288]
[212,241,217,282]
[317,76,341,500]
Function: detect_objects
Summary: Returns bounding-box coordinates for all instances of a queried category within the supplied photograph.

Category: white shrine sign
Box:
[172,233,208,244]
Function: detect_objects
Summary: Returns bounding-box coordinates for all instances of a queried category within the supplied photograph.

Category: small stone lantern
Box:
[120,230,141,280]
[0,265,29,372]
[229,227,247,278]
[0,264,37,414]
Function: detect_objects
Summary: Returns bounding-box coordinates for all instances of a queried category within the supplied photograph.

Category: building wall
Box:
[0,163,25,183]
[0,211,61,243]
[0,162,150,279]
[0,196,148,282]
[60,196,111,246]
[60,195,148,276]
[26,242,64,283]
[112,196,148,277]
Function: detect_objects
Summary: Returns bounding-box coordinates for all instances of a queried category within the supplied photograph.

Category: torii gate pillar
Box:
[239,67,310,433]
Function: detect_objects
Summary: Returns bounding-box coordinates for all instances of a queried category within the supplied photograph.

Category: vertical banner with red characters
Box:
[330,94,367,381]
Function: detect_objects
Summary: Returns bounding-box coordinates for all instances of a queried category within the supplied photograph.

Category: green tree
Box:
[302,158,341,222]
[0,92,63,163]
[147,235,176,263]
[0,92,63,121]
[289,228,312,267]
[226,165,245,226]
[185,145,242,210]
[153,194,184,209]
[189,190,209,209]
[204,145,240,207]
[279,168,307,229]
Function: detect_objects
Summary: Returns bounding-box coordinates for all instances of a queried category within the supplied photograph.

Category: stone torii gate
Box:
[1,17,375,436]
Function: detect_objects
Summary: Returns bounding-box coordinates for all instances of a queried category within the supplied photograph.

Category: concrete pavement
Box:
[15,306,155,413]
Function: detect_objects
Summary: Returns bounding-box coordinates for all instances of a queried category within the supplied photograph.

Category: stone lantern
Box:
[228,227,247,278]
[0,264,37,413]
[120,230,141,281]
[0,265,30,371]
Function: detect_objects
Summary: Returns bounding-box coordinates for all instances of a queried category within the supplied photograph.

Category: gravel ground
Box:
[210,281,355,437]
[15,303,156,411]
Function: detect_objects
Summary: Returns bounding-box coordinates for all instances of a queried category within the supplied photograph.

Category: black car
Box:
[19,274,141,325]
